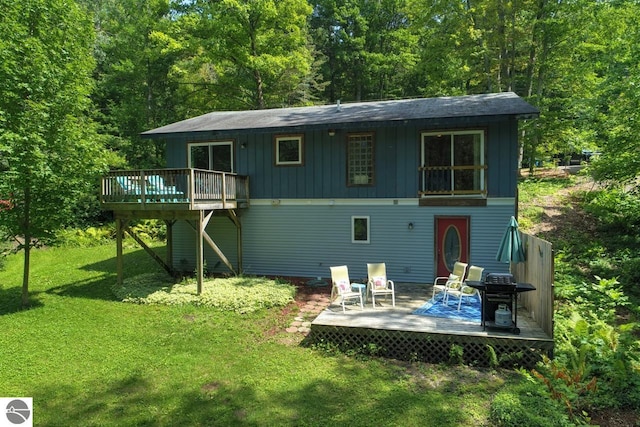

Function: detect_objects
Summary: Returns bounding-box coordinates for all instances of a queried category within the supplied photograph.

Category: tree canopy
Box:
[75,0,640,187]
[0,0,107,305]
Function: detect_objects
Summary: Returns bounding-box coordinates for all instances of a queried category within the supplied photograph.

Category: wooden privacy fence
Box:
[512,233,554,338]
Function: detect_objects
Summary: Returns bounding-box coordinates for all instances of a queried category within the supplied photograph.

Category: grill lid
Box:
[485,273,515,285]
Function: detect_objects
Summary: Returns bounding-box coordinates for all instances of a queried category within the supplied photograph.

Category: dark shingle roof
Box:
[142,92,539,136]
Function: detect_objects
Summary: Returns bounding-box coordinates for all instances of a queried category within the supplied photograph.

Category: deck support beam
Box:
[189,210,237,294]
[196,211,204,294]
[123,225,174,276]
[227,209,242,274]
[116,218,125,287]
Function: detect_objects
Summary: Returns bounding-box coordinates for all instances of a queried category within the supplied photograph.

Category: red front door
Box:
[435,217,470,277]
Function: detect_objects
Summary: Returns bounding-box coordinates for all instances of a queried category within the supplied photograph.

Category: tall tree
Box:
[311,0,418,102]
[589,1,640,187]
[86,0,182,168]
[176,0,316,110]
[0,0,106,306]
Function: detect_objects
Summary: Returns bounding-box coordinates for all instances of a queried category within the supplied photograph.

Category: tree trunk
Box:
[21,186,31,307]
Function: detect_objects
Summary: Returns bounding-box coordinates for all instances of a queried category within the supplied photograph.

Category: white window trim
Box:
[188,141,234,172]
[420,130,485,196]
[275,135,303,166]
[351,215,370,244]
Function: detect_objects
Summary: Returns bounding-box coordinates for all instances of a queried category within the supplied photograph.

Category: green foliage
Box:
[448,344,464,365]
[0,0,109,305]
[54,226,116,248]
[517,176,576,231]
[112,273,296,314]
[556,277,629,324]
[583,188,640,235]
[537,309,640,413]
[489,371,574,427]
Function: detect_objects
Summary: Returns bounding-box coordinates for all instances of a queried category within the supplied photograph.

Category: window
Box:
[275,135,303,166]
[352,216,370,244]
[189,141,234,172]
[347,133,374,185]
[420,131,485,196]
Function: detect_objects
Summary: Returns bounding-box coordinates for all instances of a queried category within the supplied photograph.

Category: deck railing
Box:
[101,168,250,209]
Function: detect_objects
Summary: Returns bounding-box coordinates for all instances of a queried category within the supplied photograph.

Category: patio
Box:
[306,283,553,368]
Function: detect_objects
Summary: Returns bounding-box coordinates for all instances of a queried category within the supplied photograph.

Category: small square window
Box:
[275,135,303,166]
[352,216,370,244]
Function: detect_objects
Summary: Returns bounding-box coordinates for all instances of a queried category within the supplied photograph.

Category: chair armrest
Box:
[433,276,449,286]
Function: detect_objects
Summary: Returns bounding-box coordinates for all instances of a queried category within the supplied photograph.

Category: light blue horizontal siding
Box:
[172,201,514,283]
[172,217,239,273]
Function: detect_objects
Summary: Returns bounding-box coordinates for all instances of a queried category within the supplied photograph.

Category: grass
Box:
[0,243,539,426]
[517,174,576,231]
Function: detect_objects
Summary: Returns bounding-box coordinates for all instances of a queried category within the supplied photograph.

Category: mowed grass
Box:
[0,244,518,426]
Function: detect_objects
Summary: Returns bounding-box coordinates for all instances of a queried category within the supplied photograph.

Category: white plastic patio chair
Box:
[431,261,468,301]
[444,265,484,310]
[330,265,364,312]
[367,263,395,308]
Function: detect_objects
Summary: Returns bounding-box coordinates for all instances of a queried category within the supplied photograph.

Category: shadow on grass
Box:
[33,368,465,426]
[46,247,172,302]
[0,286,44,315]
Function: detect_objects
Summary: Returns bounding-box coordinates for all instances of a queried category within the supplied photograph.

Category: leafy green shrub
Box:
[540,309,640,413]
[490,371,573,427]
[583,189,640,234]
[53,220,166,248]
[54,225,116,247]
[129,219,166,241]
[556,277,629,324]
[448,344,464,365]
[112,273,296,314]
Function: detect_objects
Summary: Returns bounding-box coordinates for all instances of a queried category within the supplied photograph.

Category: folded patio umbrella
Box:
[496,216,526,264]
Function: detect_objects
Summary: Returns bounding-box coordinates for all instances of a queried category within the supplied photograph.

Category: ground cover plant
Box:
[518,170,640,425]
[0,243,568,426]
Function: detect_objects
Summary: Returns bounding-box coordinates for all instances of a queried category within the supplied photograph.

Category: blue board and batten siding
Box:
[164,116,519,282]
[165,117,520,198]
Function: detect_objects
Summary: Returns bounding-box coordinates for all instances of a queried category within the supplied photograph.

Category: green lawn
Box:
[0,244,557,426]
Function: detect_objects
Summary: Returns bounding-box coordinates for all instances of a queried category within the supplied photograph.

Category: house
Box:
[102,92,539,288]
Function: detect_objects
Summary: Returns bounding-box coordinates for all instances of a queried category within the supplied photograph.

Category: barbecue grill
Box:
[482,273,519,334]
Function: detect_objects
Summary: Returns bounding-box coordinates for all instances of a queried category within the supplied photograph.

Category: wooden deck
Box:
[101,168,250,212]
[309,283,554,368]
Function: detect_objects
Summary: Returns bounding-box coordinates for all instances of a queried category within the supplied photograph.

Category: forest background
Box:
[2,2,640,422]
[3,0,640,228]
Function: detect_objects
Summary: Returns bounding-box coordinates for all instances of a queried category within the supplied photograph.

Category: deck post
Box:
[165,220,175,270]
[227,210,242,273]
[116,218,125,286]
[196,210,204,294]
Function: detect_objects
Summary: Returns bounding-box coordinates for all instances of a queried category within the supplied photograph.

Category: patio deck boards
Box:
[308,283,553,367]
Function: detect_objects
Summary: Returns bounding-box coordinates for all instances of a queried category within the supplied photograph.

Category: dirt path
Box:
[520,171,598,240]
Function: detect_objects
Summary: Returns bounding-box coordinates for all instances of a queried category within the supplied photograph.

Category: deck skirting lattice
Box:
[307,325,553,369]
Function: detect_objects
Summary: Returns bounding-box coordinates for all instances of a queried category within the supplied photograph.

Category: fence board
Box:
[512,233,554,338]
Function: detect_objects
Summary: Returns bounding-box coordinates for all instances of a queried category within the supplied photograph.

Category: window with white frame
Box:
[420,130,486,196]
[352,216,370,243]
[275,135,303,166]
[347,133,374,185]
[189,141,234,172]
